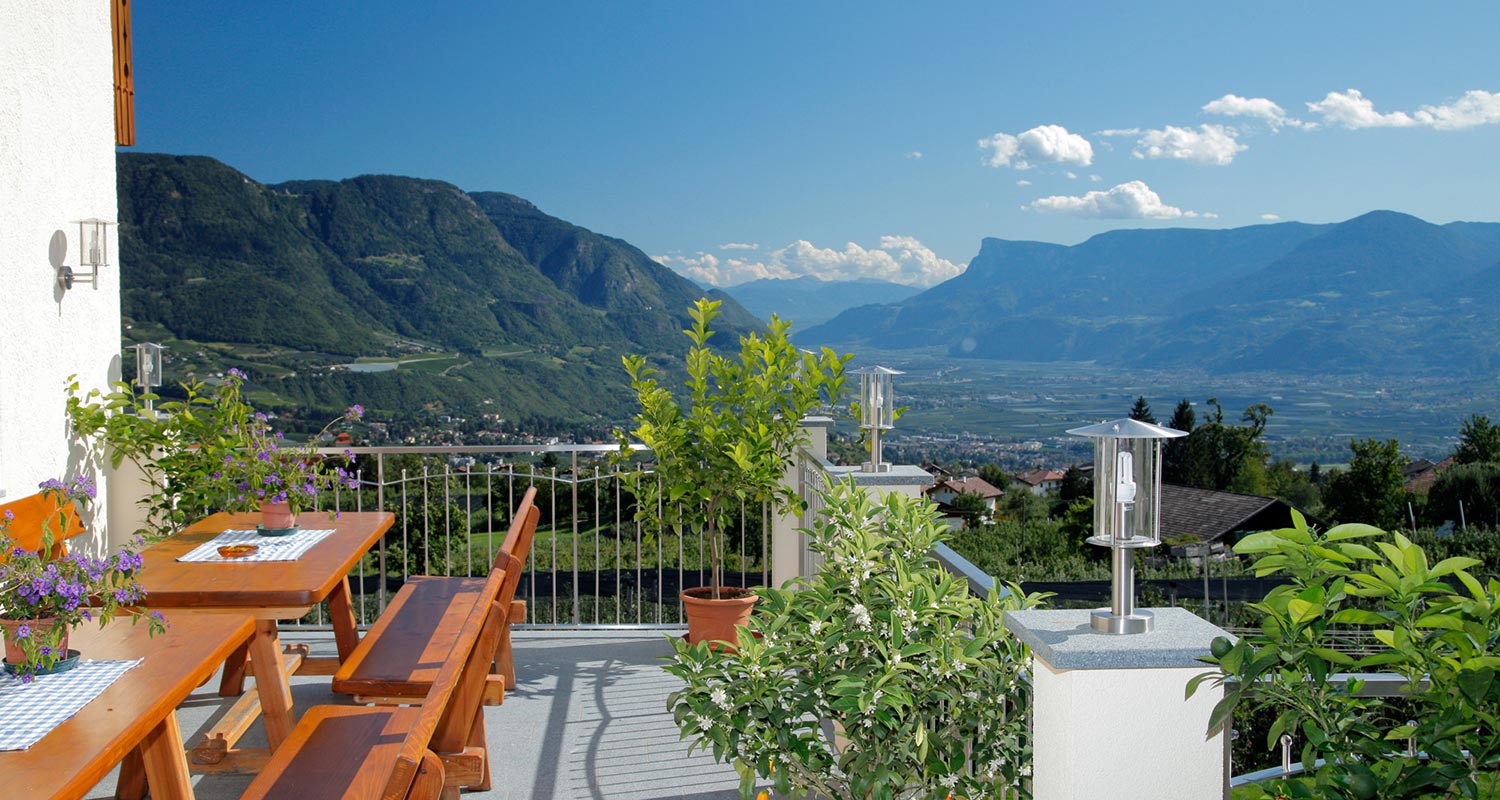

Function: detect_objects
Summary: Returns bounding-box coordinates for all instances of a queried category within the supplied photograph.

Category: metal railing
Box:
[304,443,770,630]
[1228,673,1431,789]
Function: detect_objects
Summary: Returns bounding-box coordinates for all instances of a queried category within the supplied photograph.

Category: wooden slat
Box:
[331,577,488,698]
[111,0,135,146]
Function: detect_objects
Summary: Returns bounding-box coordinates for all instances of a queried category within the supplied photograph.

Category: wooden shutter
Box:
[112,0,135,146]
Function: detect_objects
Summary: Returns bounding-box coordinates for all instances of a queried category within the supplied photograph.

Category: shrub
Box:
[665,482,1047,799]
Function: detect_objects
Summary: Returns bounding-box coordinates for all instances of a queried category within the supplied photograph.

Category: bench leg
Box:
[114,746,146,800]
[467,711,492,791]
[218,639,251,697]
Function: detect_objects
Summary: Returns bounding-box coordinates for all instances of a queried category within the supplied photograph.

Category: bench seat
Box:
[331,576,488,701]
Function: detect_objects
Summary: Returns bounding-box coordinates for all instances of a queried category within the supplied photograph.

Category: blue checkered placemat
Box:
[0,658,143,750]
[177,527,337,563]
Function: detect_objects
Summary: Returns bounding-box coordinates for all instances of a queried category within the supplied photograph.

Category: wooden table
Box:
[1,612,258,800]
[137,511,393,768]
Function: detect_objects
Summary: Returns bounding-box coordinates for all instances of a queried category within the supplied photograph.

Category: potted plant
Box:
[618,298,849,645]
[68,369,364,537]
[0,476,167,683]
[665,482,1048,798]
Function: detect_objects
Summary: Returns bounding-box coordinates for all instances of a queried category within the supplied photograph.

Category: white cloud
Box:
[1413,89,1500,130]
[1015,179,1032,186]
[1065,171,1078,179]
[1089,174,1102,182]
[1095,128,1140,137]
[1027,180,1205,220]
[656,236,965,288]
[1309,88,1500,131]
[978,124,1093,169]
[1202,94,1306,129]
[905,150,923,159]
[718,242,759,251]
[1133,124,1246,165]
[1260,213,1281,221]
[1306,89,1416,129]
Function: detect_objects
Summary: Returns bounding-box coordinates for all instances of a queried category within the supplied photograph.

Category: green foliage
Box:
[952,491,991,528]
[68,373,360,534]
[1129,395,1158,424]
[1426,463,1500,529]
[1454,415,1500,465]
[618,299,850,597]
[1193,512,1500,800]
[1058,465,1092,504]
[1322,439,1408,530]
[1268,459,1323,515]
[997,488,1049,525]
[1164,398,1273,492]
[664,483,1048,799]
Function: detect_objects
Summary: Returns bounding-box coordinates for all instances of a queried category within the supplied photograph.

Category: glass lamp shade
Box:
[1066,418,1187,548]
[134,343,164,388]
[854,366,902,430]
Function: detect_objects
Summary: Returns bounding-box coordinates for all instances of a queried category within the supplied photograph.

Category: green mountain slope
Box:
[117,153,756,428]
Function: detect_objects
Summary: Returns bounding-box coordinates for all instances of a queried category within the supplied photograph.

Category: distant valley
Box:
[803,211,1500,377]
[116,154,1500,454]
[718,276,920,327]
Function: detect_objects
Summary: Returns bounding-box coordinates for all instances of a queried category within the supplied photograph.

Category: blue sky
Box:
[133,2,1500,288]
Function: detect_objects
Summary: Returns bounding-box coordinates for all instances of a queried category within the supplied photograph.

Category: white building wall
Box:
[0,1,122,549]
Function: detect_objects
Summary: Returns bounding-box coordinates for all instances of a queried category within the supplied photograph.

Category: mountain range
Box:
[802,211,1500,376]
[719,276,921,327]
[117,153,758,427]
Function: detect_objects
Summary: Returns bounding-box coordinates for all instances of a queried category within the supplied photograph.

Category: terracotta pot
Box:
[1,617,69,666]
[259,501,297,530]
[680,587,758,650]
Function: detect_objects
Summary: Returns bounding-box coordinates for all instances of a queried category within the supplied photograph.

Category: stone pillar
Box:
[1003,607,1231,800]
[771,416,830,589]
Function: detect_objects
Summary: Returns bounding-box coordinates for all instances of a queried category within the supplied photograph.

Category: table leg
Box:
[218,639,251,697]
[247,620,295,750]
[115,746,147,800]
[328,574,360,661]
[139,711,194,800]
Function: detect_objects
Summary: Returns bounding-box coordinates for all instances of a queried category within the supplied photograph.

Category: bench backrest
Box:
[0,492,86,558]
[383,560,517,799]
[492,486,539,571]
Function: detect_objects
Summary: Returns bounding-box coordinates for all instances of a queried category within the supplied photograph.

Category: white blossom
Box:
[711,687,730,710]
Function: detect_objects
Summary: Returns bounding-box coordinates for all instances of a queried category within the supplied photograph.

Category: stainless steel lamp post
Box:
[1067,418,1187,634]
[132,342,164,416]
[854,366,901,473]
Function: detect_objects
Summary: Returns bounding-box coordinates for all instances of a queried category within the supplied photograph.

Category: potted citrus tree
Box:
[618,298,849,645]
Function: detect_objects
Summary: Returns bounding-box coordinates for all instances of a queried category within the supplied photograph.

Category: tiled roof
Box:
[925,476,1005,499]
[1014,468,1065,486]
[1159,484,1314,546]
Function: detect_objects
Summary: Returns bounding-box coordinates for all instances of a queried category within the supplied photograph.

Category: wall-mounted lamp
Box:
[58,218,114,291]
[854,365,902,473]
[1067,417,1187,634]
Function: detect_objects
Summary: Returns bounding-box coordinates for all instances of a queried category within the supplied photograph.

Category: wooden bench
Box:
[333,488,538,707]
[240,562,517,800]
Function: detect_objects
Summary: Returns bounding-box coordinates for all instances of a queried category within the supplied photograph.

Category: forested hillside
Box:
[117,153,759,429]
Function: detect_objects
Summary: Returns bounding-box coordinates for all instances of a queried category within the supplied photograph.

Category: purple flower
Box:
[39,645,52,657]
[3,509,13,520]
[227,367,247,379]
[20,673,34,684]
[346,404,365,420]
[14,624,30,639]
[38,478,67,493]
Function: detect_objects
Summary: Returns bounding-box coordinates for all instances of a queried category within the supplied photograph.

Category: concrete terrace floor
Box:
[84,630,744,800]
